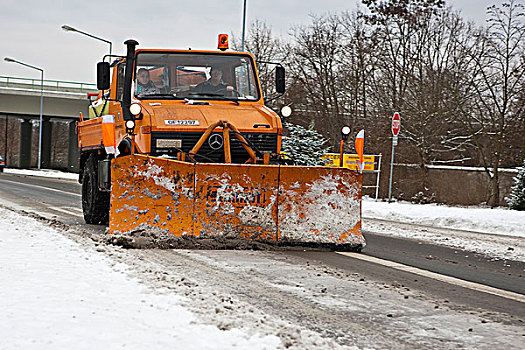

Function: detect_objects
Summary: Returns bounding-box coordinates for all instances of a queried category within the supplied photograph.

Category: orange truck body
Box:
[76,41,364,250]
[78,49,282,159]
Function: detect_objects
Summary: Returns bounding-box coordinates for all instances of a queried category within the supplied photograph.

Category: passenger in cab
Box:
[136,68,159,95]
[193,66,234,96]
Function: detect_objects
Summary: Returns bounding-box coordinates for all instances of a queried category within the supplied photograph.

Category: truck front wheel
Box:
[82,154,110,224]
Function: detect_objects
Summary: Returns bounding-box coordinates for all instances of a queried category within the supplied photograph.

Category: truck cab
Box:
[77,39,285,224]
[80,44,283,163]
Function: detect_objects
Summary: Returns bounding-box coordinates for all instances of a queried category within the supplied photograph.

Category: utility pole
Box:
[4,57,44,169]
[4,115,7,162]
[241,0,247,52]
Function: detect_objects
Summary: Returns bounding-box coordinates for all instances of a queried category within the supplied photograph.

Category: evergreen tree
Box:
[506,158,525,210]
[281,122,329,166]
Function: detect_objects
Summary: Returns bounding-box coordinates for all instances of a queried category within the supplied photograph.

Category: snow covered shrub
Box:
[281,122,329,166]
[411,191,436,204]
[506,159,525,210]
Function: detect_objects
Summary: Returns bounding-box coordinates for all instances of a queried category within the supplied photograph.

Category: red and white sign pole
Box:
[388,112,400,202]
[355,130,365,173]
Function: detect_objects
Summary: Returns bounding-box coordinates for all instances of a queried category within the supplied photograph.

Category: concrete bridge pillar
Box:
[68,121,79,172]
[41,117,52,169]
[19,119,32,168]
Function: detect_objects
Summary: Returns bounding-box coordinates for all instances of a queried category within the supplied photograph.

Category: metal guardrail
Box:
[0,75,97,93]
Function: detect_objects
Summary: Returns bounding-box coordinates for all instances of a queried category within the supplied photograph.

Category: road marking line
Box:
[0,178,81,197]
[47,206,84,218]
[336,252,525,303]
[65,206,83,214]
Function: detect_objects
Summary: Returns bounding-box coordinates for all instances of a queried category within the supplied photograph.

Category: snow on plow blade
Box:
[109,155,364,249]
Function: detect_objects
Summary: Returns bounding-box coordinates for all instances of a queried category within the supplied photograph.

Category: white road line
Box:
[47,206,84,218]
[66,206,84,214]
[337,252,525,304]
[0,178,81,197]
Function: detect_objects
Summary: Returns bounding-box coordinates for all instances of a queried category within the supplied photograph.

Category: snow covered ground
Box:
[1,205,524,349]
[363,197,524,238]
[1,168,524,348]
[0,207,280,350]
[362,197,525,262]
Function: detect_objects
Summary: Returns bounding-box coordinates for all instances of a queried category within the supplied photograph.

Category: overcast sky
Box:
[0,0,503,84]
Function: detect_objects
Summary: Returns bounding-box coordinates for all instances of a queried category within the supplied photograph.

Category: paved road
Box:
[1,172,523,323]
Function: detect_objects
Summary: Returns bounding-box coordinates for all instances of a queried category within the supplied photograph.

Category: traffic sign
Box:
[355,130,365,172]
[392,112,400,136]
[389,112,400,202]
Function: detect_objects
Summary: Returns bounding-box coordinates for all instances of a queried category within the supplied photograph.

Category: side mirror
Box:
[97,62,110,90]
[275,66,285,94]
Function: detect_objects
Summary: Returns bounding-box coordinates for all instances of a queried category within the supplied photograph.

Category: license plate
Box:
[156,139,182,148]
[164,120,200,126]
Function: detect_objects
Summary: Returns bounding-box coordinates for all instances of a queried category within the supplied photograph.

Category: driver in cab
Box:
[136,68,160,95]
[193,66,234,96]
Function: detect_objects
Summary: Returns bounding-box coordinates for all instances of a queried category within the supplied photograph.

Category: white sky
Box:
[0,0,502,83]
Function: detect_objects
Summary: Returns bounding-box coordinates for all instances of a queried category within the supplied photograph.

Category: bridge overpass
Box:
[0,76,97,172]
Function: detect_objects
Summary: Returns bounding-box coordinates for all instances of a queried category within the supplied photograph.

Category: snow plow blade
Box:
[108,155,364,250]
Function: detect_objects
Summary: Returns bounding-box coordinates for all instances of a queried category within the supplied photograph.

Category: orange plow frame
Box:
[109,155,365,249]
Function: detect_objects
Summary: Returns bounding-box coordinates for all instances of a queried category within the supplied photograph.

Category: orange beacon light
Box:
[218,34,229,51]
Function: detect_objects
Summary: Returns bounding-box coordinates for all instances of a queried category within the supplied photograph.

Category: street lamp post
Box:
[4,57,44,169]
[340,126,351,168]
[61,25,112,58]
[241,0,247,52]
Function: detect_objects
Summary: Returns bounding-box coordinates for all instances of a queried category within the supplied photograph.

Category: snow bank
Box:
[363,198,525,238]
[4,168,79,181]
[0,207,279,349]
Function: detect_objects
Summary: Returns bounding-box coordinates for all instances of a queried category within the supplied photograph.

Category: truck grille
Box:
[151,132,278,163]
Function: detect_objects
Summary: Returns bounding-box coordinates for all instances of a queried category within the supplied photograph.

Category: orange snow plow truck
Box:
[77,39,364,250]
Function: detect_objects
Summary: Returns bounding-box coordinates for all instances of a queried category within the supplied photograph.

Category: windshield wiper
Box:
[187,93,240,105]
[136,93,176,99]
[224,98,240,105]
[188,92,224,97]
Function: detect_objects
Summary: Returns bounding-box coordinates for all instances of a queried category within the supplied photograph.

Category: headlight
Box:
[280,105,292,118]
[125,120,135,130]
[129,103,142,116]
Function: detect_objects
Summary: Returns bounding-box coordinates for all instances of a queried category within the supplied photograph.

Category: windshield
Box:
[134,52,260,101]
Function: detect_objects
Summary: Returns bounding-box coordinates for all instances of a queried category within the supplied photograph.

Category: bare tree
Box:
[286,15,349,146]
[457,0,525,206]
[338,11,378,122]
[401,9,474,167]
[360,0,472,194]
[232,2,523,207]
[232,20,285,105]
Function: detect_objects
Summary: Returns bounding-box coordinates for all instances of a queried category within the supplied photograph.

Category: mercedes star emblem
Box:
[208,134,224,150]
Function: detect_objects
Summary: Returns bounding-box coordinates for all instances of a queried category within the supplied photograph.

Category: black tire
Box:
[81,155,110,224]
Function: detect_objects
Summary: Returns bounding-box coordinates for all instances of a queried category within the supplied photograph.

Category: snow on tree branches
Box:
[506,159,525,211]
[281,122,329,166]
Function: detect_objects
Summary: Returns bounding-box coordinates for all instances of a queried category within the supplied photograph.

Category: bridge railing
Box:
[0,76,98,94]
